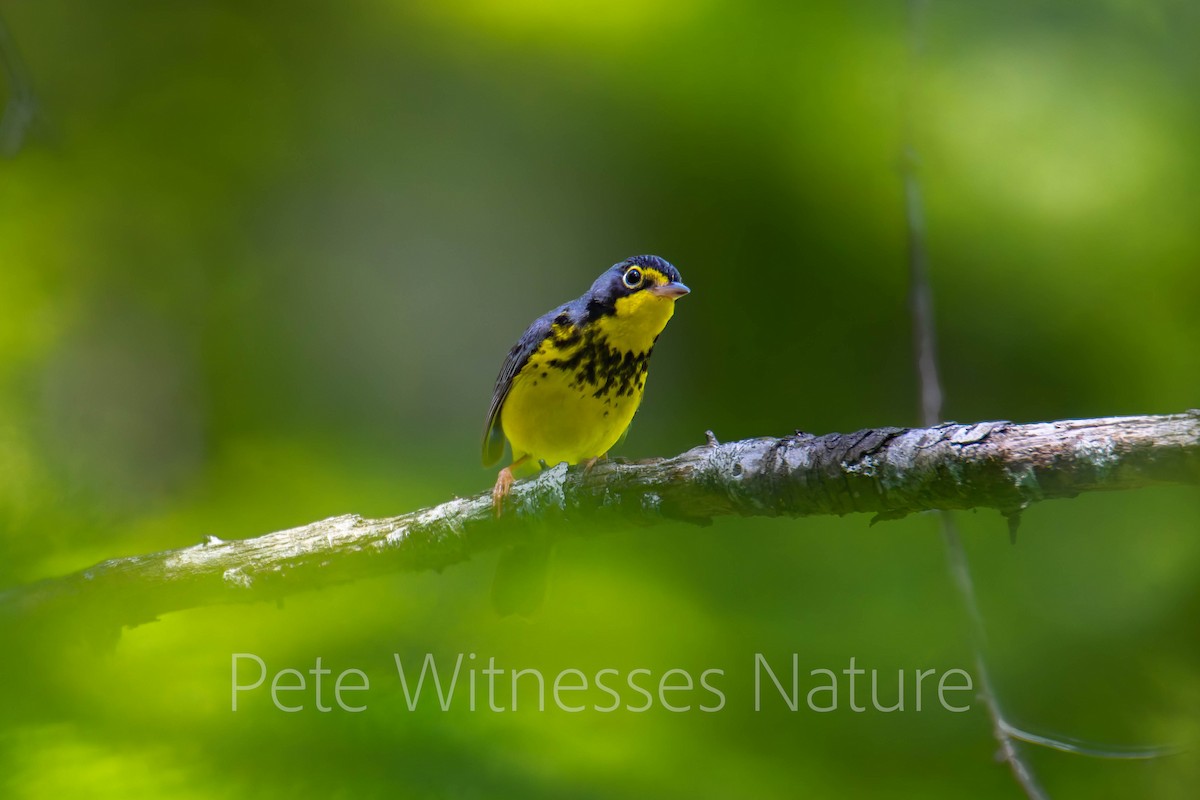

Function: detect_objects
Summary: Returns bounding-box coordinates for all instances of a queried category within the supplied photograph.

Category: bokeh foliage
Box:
[1,1,1198,797]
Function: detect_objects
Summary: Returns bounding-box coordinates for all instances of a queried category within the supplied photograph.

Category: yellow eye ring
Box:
[623,267,643,289]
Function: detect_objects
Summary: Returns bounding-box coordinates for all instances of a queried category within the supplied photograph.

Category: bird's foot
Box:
[492,467,515,518]
[492,455,530,517]
[581,453,606,476]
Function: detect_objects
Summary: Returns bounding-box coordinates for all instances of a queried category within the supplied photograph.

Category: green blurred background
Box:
[2,1,1198,797]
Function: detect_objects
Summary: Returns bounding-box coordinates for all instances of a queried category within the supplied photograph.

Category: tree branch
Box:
[2,412,1197,633]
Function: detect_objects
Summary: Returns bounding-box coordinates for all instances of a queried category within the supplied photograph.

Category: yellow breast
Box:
[500,292,676,469]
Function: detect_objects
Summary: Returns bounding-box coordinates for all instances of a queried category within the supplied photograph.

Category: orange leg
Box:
[492,454,531,517]
[581,453,607,476]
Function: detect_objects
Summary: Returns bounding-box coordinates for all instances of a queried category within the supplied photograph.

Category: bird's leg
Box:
[492,454,530,517]
[581,453,607,476]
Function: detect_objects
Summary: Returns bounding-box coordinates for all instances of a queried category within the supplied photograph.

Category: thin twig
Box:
[903,1,1049,796]
[0,11,37,156]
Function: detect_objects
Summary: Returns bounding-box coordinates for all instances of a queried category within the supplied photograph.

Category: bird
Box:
[481,255,690,615]
[482,254,690,508]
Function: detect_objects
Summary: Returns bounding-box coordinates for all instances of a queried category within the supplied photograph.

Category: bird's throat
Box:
[594,292,677,355]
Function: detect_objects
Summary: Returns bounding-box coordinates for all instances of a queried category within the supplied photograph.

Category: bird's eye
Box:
[623,268,643,289]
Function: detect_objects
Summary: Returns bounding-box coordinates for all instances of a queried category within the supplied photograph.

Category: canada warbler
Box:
[482,254,690,510]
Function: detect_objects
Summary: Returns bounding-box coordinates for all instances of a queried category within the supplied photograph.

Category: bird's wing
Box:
[481,308,559,467]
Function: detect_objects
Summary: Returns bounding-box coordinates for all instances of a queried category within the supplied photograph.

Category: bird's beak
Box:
[651,281,690,299]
